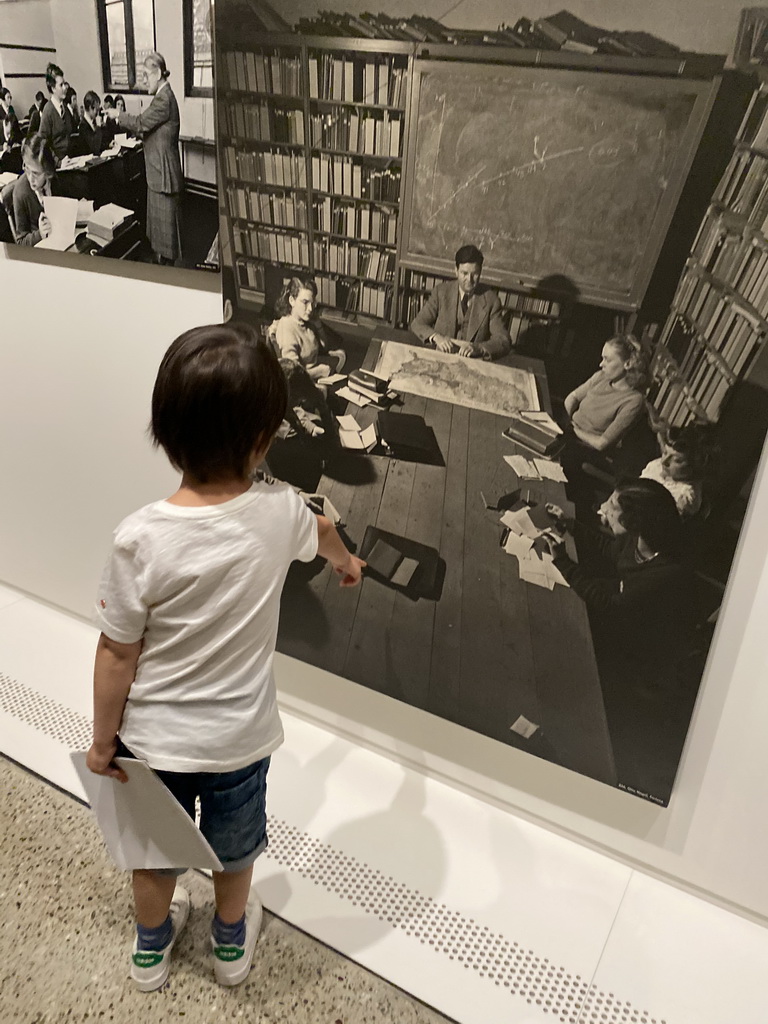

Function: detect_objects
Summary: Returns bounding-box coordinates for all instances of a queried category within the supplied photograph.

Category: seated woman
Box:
[13,135,59,246]
[0,115,22,174]
[640,422,718,518]
[273,277,346,383]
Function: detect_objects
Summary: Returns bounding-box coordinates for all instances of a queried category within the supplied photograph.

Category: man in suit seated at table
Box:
[410,244,511,360]
[39,62,75,164]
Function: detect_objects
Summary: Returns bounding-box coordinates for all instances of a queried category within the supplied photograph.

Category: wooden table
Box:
[278,331,617,786]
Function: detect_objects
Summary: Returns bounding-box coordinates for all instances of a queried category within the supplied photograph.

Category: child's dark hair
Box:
[151,322,287,482]
[275,276,317,317]
[665,422,719,482]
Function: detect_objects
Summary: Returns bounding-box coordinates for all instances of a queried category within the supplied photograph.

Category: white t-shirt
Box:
[640,458,702,518]
[95,479,318,772]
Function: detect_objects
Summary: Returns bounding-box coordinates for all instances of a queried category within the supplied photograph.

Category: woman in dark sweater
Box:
[543,479,701,802]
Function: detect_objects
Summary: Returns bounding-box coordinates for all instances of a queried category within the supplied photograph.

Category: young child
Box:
[640,422,716,518]
[273,277,346,383]
[86,322,365,992]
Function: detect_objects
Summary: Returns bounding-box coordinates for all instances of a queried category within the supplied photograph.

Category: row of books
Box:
[228,186,309,230]
[737,84,768,151]
[312,155,401,203]
[308,54,408,108]
[309,110,402,158]
[220,102,305,145]
[222,51,302,96]
[313,197,397,245]
[687,224,768,317]
[670,280,762,369]
[234,227,311,267]
[223,145,307,189]
[714,149,768,224]
[313,238,396,282]
[294,10,679,58]
[237,260,266,295]
[316,274,392,319]
[652,328,747,426]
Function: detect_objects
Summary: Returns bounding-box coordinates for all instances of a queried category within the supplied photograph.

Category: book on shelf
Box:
[311,154,401,203]
[221,100,305,145]
[733,8,768,66]
[307,54,408,108]
[224,145,307,189]
[313,238,396,281]
[309,109,403,157]
[222,50,302,96]
[313,196,397,245]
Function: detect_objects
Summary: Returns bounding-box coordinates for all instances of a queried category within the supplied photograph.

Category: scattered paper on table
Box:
[360,423,378,449]
[504,454,540,479]
[533,459,568,482]
[339,429,366,449]
[337,386,369,407]
[318,373,346,386]
[36,195,78,250]
[518,549,553,589]
[500,507,540,539]
[336,414,359,432]
[510,715,540,739]
[503,531,534,557]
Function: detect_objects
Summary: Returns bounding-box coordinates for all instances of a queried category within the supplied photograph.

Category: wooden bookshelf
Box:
[650,77,768,425]
[218,37,411,322]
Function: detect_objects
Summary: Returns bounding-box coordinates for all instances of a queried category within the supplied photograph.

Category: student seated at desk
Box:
[273,277,346,383]
[66,87,81,128]
[0,88,17,127]
[1,115,22,174]
[410,243,511,360]
[77,91,112,156]
[27,92,47,137]
[13,135,59,246]
[115,95,127,114]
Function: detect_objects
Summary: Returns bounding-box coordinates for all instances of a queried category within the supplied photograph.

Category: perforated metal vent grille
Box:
[0,671,665,1024]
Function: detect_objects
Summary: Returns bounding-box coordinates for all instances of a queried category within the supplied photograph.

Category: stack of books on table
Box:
[86,203,134,245]
[348,369,396,408]
[502,411,563,457]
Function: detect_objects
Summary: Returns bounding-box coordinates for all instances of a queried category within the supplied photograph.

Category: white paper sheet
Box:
[70,753,223,871]
[337,386,370,407]
[503,531,535,557]
[336,414,359,432]
[500,508,540,539]
[360,423,378,449]
[533,459,568,482]
[318,373,347,386]
[36,195,78,250]
[504,454,540,479]
[339,429,366,449]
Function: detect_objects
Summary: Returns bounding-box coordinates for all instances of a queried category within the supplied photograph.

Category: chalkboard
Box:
[402,62,717,308]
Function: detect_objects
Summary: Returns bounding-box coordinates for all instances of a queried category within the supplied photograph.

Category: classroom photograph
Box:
[215,0,768,807]
[0,0,218,270]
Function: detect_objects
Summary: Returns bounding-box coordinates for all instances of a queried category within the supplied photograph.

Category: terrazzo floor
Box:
[0,755,455,1024]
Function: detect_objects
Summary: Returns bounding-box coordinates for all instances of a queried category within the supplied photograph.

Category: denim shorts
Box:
[115,738,270,875]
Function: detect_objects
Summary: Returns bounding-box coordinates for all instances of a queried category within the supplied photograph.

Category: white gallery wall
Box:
[1,246,768,923]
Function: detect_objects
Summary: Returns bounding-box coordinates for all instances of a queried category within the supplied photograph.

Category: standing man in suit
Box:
[39,63,75,163]
[410,244,511,360]
[106,51,183,265]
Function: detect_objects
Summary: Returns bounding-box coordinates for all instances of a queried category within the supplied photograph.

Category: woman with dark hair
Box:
[640,422,718,518]
[273,277,346,382]
[13,134,59,245]
[114,95,127,113]
[106,51,184,264]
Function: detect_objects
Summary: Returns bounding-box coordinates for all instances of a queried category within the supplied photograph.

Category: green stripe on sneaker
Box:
[214,945,245,962]
[132,951,164,968]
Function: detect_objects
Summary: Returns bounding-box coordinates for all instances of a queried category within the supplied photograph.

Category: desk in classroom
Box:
[277,329,617,785]
[58,147,146,217]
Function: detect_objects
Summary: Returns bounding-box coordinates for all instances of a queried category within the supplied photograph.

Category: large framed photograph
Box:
[214,0,768,806]
[0,0,218,272]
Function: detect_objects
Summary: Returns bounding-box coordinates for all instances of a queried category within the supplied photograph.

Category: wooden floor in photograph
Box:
[276,333,616,787]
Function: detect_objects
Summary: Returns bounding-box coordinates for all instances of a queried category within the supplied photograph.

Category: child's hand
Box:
[38,213,51,238]
[334,554,366,587]
[86,741,128,783]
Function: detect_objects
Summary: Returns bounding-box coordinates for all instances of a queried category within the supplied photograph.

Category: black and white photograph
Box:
[0,0,217,271]
[215,0,768,805]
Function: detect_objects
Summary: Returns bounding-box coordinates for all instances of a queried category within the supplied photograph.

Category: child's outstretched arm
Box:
[316,515,366,587]
[86,632,143,783]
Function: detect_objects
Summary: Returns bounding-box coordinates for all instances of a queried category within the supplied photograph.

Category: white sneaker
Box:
[130,886,190,992]
[211,892,263,986]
